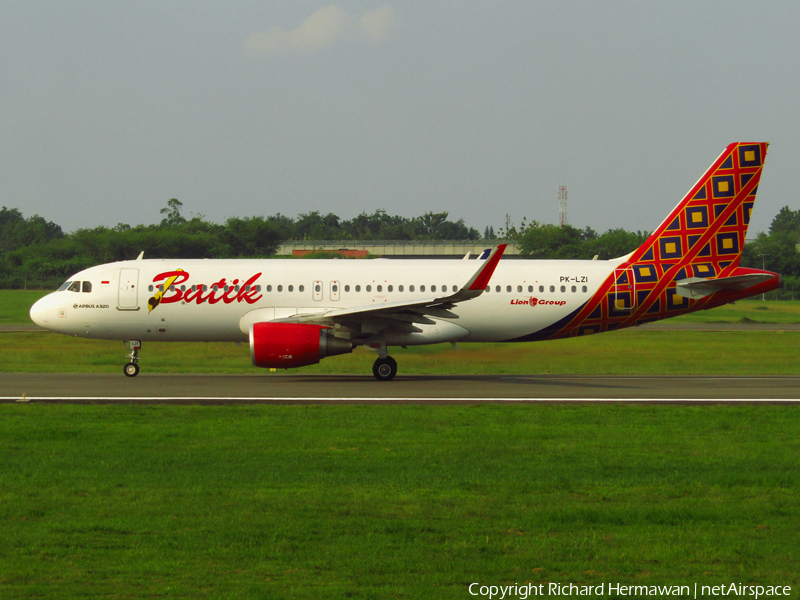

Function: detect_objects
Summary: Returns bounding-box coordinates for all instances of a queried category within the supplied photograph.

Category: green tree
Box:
[222,217,282,257]
[160,198,187,227]
[518,223,587,259]
[769,206,800,235]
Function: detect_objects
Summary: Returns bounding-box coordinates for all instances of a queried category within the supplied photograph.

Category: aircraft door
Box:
[330,280,340,301]
[118,268,140,310]
[613,268,636,311]
[313,280,323,301]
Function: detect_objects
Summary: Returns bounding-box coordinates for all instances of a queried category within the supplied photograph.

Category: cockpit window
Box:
[82,281,92,293]
[58,281,73,291]
[67,281,81,293]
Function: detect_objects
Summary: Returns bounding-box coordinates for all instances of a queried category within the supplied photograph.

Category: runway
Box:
[1,373,799,403]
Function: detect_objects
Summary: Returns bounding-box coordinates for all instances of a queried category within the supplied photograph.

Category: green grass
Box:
[3,329,800,375]
[0,404,798,598]
[0,290,50,325]
[670,299,800,324]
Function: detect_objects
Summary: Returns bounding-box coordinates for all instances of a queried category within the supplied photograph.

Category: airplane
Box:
[30,142,781,381]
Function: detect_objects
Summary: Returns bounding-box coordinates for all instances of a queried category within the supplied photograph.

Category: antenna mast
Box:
[558,185,568,227]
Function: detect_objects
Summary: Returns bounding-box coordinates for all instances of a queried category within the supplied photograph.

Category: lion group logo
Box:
[510,297,566,307]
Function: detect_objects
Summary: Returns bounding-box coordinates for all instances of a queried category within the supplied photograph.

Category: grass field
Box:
[0,290,49,325]
[3,293,799,598]
[1,403,798,598]
[3,329,800,376]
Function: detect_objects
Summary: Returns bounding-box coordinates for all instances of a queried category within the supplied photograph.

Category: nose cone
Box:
[30,296,50,328]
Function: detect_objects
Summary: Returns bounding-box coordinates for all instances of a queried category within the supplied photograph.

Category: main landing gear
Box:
[123,340,141,377]
[372,356,397,381]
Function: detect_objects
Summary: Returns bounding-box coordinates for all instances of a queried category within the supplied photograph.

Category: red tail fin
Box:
[622,142,768,274]
[540,143,777,340]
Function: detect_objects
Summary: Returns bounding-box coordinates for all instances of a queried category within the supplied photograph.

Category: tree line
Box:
[2,200,798,297]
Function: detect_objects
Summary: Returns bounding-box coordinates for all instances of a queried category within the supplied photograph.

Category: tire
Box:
[372,356,397,381]
[124,363,140,377]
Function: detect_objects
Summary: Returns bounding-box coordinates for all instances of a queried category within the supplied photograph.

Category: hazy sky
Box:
[2,1,799,237]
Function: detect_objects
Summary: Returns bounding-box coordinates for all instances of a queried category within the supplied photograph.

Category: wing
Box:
[276,244,507,335]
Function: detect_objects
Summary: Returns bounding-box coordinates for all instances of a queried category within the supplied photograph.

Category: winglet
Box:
[465,244,506,291]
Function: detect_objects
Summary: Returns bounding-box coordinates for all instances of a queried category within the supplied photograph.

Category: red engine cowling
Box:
[250,322,353,369]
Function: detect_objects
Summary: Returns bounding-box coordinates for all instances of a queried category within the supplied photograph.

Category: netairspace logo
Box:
[467,582,793,599]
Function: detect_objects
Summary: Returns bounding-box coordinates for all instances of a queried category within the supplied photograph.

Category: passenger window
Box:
[582,285,587,293]
[148,285,154,292]
[266,285,272,292]
[431,285,436,292]
[255,286,261,292]
[58,281,72,292]
[377,285,382,292]
[495,285,500,293]
[485,286,490,292]
[288,285,293,292]
[571,285,576,292]
[331,284,337,293]
[420,285,425,292]
[410,285,415,292]
[539,285,544,293]
[202,285,208,292]
[356,285,361,292]
[560,285,566,292]
[277,285,283,292]
[506,285,512,293]
[67,281,81,293]
[344,285,350,292]
[388,285,393,292]
[528,285,533,293]
[234,285,240,292]
[366,285,372,292]
[517,285,522,293]
[549,285,555,293]
[453,285,458,292]
[182,285,187,292]
[398,285,403,292]
[315,284,321,292]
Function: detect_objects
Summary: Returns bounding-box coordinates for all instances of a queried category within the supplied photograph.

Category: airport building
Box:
[278,240,520,259]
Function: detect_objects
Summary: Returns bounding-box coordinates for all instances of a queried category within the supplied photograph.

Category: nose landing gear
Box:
[123,340,141,377]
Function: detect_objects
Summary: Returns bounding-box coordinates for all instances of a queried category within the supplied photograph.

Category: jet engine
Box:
[250,322,353,369]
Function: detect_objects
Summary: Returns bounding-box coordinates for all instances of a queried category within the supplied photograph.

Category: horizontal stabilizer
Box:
[675,274,775,299]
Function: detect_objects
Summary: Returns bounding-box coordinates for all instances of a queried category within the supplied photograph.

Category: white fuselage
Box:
[30,257,620,345]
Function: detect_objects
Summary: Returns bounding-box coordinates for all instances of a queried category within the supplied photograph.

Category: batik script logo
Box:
[148,270,263,313]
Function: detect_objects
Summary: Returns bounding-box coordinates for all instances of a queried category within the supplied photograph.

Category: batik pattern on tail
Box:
[543,143,769,340]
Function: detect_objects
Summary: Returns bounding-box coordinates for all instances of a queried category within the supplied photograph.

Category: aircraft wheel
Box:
[372,356,397,381]
[124,363,140,377]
